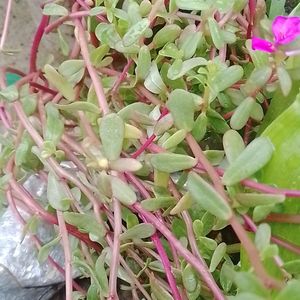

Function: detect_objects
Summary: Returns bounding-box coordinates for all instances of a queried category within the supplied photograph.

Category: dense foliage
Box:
[1,0,300,299]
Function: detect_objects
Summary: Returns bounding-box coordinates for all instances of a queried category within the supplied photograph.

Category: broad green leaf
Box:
[58,29,69,56]
[275,280,300,300]
[227,294,265,300]
[192,113,207,142]
[153,24,181,48]
[208,18,224,50]
[110,176,137,205]
[21,94,37,116]
[259,97,300,261]
[150,153,197,173]
[136,45,151,80]
[58,60,85,84]
[154,114,174,135]
[182,264,198,293]
[283,259,300,275]
[44,64,76,101]
[268,0,285,19]
[45,103,64,146]
[43,3,68,16]
[120,223,155,240]
[215,0,234,12]
[209,242,227,272]
[150,276,173,300]
[250,103,264,122]
[90,44,110,67]
[47,172,70,211]
[213,65,244,92]
[99,113,124,160]
[0,85,18,102]
[141,197,176,211]
[118,102,152,121]
[223,130,245,164]
[255,223,271,252]
[253,204,275,222]
[122,18,149,47]
[162,129,187,149]
[222,137,274,186]
[166,89,195,131]
[38,236,61,262]
[178,24,202,59]
[64,212,106,238]
[167,57,207,80]
[277,66,292,97]
[187,172,232,220]
[230,97,255,130]
[109,158,142,172]
[242,66,272,96]
[175,0,211,10]
[144,62,167,94]
[235,193,285,207]
[232,272,270,297]
[204,150,224,166]
[56,102,100,114]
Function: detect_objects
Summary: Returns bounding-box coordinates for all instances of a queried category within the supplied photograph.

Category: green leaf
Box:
[236,193,285,207]
[227,294,265,300]
[43,3,68,16]
[90,44,110,67]
[95,252,108,296]
[162,129,187,149]
[99,113,125,160]
[223,130,245,164]
[111,176,137,205]
[170,192,192,215]
[122,18,150,47]
[136,45,151,80]
[213,65,244,92]
[21,94,37,116]
[277,66,292,97]
[175,0,211,10]
[150,153,197,173]
[118,102,152,121]
[230,97,255,130]
[167,89,195,131]
[64,212,106,238]
[209,242,227,272]
[275,280,300,300]
[253,204,275,222]
[44,64,76,101]
[153,24,181,49]
[55,102,100,114]
[47,172,70,211]
[242,66,272,95]
[208,18,224,50]
[167,57,207,80]
[57,29,69,56]
[178,24,203,59]
[45,103,64,146]
[255,223,271,252]
[222,137,274,186]
[187,172,232,220]
[150,276,173,300]
[283,259,300,275]
[141,197,176,211]
[245,40,269,68]
[182,264,198,293]
[58,60,85,85]
[154,113,174,135]
[38,236,61,263]
[232,272,270,297]
[109,158,142,172]
[259,97,300,261]
[120,223,155,240]
[268,0,285,19]
[191,112,207,142]
[0,85,18,102]
[144,62,167,94]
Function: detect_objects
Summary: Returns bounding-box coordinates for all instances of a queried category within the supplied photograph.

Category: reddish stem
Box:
[247,0,256,39]
[29,15,50,73]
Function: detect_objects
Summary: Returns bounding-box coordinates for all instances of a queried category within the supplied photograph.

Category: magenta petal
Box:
[252,37,275,53]
[272,16,300,45]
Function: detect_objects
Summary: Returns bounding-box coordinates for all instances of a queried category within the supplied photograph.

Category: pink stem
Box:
[131,134,156,158]
[108,198,122,299]
[111,59,133,93]
[247,0,256,38]
[133,203,225,300]
[29,15,50,73]
[0,0,13,49]
[57,210,73,300]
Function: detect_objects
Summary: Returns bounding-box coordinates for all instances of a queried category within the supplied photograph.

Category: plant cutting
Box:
[1,0,300,299]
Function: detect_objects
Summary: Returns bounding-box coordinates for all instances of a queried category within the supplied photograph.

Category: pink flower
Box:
[252,16,300,54]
